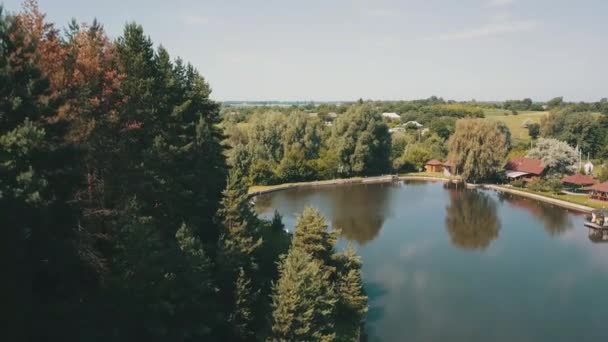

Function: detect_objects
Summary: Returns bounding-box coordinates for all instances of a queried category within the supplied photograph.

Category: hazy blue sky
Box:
[2,0,607,102]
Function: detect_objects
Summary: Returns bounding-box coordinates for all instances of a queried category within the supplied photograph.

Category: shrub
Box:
[511,178,526,188]
[527,177,563,194]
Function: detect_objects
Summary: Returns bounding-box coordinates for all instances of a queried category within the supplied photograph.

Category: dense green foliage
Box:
[448,119,511,182]
[3,3,365,341]
[224,104,392,184]
[271,207,367,341]
[503,98,544,111]
[540,107,606,158]
[527,123,540,139]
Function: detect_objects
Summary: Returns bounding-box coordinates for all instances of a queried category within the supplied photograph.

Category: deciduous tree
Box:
[448,119,511,182]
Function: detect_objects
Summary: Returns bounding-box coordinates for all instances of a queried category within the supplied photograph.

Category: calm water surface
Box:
[255,181,608,342]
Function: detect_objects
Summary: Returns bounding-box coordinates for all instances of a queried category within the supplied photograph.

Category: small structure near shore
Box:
[504,157,545,182]
[425,159,444,173]
[585,209,608,229]
[424,160,457,175]
[561,174,596,192]
[584,181,608,201]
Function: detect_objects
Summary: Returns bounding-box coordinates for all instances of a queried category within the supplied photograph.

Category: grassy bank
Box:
[249,172,458,195]
[249,177,367,195]
[398,171,461,181]
[494,185,607,210]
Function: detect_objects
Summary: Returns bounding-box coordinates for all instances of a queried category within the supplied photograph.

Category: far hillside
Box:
[484,109,548,143]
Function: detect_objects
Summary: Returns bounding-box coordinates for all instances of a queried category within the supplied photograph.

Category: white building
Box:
[382,112,401,120]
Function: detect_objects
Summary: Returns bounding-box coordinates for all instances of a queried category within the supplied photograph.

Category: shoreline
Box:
[483,184,594,213]
[248,174,459,197]
[248,175,402,197]
[249,175,597,214]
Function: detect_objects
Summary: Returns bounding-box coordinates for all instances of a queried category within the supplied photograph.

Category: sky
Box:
[2,0,607,102]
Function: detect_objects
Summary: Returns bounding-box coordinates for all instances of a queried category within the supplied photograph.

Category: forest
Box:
[2,2,366,341]
[222,95,608,185]
[4,1,608,341]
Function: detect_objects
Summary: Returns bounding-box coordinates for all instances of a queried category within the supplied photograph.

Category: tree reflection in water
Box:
[497,193,573,236]
[328,183,392,244]
[445,186,501,250]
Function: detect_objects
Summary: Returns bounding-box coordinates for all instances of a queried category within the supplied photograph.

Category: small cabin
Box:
[561,174,596,192]
[425,159,444,173]
[504,157,545,182]
[585,181,608,201]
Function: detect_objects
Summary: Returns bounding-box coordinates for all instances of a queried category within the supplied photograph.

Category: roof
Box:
[585,181,608,193]
[382,112,400,119]
[505,157,545,175]
[505,170,531,179]
[561,174,596,186]
[443,161,455,167]
[426,159,443,166]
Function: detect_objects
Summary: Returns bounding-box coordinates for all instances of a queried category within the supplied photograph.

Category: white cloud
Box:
[432,20,537,41]
[487,0,515,7]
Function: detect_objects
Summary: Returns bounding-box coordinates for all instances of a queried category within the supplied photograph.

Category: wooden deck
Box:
[584,221,608,230]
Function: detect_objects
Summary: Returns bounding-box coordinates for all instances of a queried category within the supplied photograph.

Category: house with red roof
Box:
[561,174,597,192]
[585,182,608,201]
[504,157,545,182]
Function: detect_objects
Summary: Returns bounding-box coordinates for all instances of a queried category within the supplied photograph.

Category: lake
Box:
[255,180,608,342]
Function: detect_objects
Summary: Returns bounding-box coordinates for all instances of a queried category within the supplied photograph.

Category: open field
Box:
[483,109,548,143]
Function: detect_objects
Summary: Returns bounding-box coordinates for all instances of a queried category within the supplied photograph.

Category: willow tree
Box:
[448,119,511,182]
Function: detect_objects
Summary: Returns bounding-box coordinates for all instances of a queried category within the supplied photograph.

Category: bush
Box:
[527,123,540,139]
[511,178,526,188]
[596,164,608,182]
[527,177,563,194]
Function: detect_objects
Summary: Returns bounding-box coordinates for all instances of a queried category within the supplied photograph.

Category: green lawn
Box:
[484,109,548,143]
[503,186,608,209]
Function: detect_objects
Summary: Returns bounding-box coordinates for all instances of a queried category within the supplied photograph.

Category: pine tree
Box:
[175,223,222,340]
[230,267,258,340]
[291,206,337,264]
[218,170,262,340]
[271,249,337,342]
[270,210,285,232]
[219,170,262,270]
[1,7,90,340]
[334,244,368,341]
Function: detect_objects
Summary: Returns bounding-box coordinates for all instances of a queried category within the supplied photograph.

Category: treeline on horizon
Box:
[222,96,608,185]
[2,1,366,341]
[224,95,608,117]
